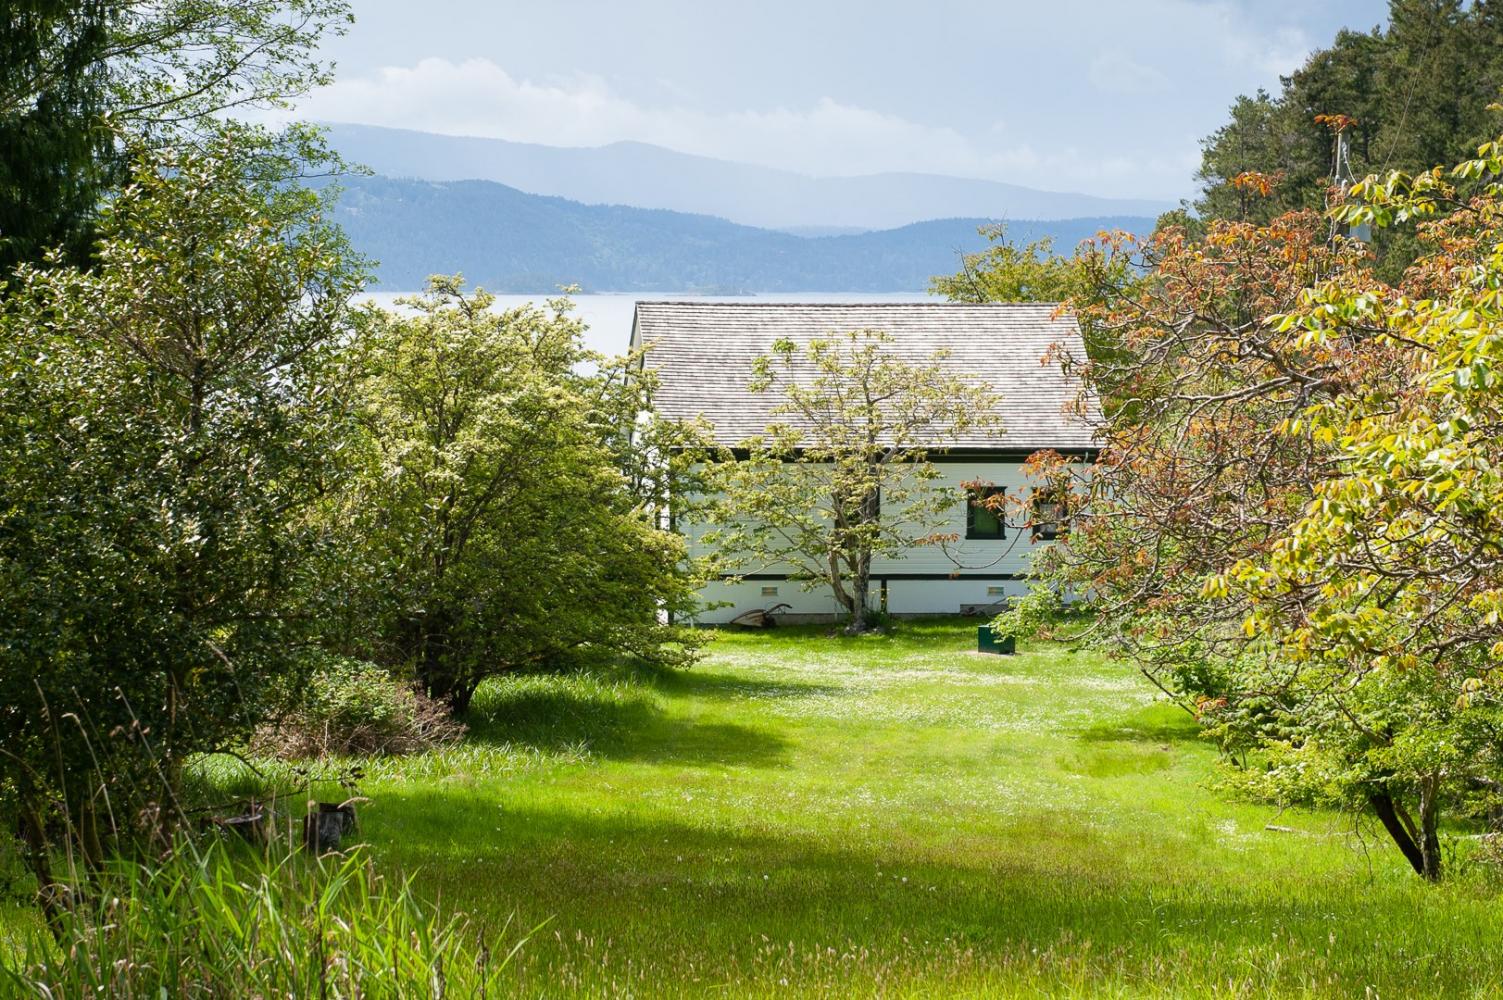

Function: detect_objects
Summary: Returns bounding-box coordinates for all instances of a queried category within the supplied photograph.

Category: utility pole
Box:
[1330,125,1371,244]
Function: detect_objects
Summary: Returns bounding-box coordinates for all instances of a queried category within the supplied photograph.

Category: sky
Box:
[298,0,1390,203]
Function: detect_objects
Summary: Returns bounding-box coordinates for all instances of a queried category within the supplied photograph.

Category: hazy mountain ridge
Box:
[324,123,1172,231]
[326,174,1153,292]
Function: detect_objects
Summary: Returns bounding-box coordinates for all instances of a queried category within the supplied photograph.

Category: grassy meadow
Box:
[233,620,1503,997]
[12,619,1503,997]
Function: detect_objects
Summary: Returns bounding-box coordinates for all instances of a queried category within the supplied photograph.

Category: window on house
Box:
[1031,489,1068,541]
[965,486,1006,540]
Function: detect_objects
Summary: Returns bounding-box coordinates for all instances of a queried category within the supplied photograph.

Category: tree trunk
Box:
[841,548,876,635]
[16,803,65,938]
[843,576,872,634]
[446,680,478,716]
[1369,790,1440,881]
[422,667,474,716]
[412,608,469,715]
[1418,779,1443,882]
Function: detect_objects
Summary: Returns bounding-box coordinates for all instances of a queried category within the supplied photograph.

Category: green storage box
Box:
[977,626,1016,655]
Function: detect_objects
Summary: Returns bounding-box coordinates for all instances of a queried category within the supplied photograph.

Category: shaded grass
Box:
[171,622,1503,993]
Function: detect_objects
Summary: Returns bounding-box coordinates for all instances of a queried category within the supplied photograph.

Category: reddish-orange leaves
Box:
[1232,171,1284,198]
[1314,113,1359,133]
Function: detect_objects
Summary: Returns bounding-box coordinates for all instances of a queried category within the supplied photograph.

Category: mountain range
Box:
[324,123,1173,233]
[317,123,1166,292]
[326,174,1152,293]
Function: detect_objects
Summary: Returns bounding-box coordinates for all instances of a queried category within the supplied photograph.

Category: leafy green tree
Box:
[1213,131,1503,881]
[0,124,364,891]
[703,331,997,634]
[932,227,1090,304]
[1,0,352,274]
[1,2,114,270]
[1007,122,1503,881]
[931,225,1141,368]
[1194,0,1503,276]
[341,279,699,712]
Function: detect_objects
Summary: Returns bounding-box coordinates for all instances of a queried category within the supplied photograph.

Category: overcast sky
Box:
[299,0,1389,202]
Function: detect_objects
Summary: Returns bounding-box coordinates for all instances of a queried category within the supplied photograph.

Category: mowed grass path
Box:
[346,621,1500,997]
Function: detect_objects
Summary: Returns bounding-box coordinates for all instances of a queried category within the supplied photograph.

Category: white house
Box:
[630,301,1099,624]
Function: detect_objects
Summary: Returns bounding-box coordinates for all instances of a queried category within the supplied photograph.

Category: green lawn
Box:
[247,622,1503,995]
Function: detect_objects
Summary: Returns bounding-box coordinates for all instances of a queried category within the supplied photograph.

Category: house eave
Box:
[674,444,1100,463]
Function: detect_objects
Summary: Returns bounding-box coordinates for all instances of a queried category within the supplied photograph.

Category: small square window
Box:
[760,585,779,597]
[986,585,1006,597]
[1031,490,1069,541]
[965,486,1006,540]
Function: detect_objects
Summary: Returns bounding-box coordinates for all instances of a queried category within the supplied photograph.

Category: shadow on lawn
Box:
[464,681,791,768]
[362,797,1467,997]
[625,661,845,702]
[1075,700,1202,746]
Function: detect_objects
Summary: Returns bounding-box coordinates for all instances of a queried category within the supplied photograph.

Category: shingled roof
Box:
[630,301,1099,451]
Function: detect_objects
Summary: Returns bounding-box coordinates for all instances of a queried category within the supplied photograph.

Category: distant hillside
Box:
[324,123,1172,232]
[327,174,1154,292]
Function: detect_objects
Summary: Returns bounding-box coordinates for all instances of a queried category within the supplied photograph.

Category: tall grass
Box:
[1,841,530,998]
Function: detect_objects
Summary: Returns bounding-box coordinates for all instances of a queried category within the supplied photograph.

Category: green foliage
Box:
[704,330,997,633]
[931,227,1094,304]
[0,0,352,273]
[1204,130,1503,879]
[989,585,1067,641]
[930,224,1142,367]
[0,2,114,271]
[1194,0,1503,276]
[1037,121,1503,881]
[0,123,365,866]
[252,655,466,759]
[0,842,530,996]
[339,277,700,712]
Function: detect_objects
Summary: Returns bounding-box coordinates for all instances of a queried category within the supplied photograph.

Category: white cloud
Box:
[1088,52,1171,96]
[303,58,980,174]
[1259,27,1317,77]
[294,0,1385,202]
[1198,2,1315,80]
[294,57,1194,198]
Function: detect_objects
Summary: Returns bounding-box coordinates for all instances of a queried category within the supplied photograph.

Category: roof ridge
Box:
[633,300,1065,308]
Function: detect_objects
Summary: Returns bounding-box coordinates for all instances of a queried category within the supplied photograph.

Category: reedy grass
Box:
[0,841,531,998]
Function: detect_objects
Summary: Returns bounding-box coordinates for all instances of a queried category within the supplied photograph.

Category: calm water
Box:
[361,291,935,357]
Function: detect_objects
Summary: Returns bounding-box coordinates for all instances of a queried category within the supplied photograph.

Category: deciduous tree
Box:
[0,124,364,889]
[1214,132,1503,880]
[341,279,699,712]
[1008,124,1503,881]
[704,330,997,633]
[931,225,1140,367]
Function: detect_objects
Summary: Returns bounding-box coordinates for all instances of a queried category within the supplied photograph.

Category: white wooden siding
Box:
[678,458,1058,623]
